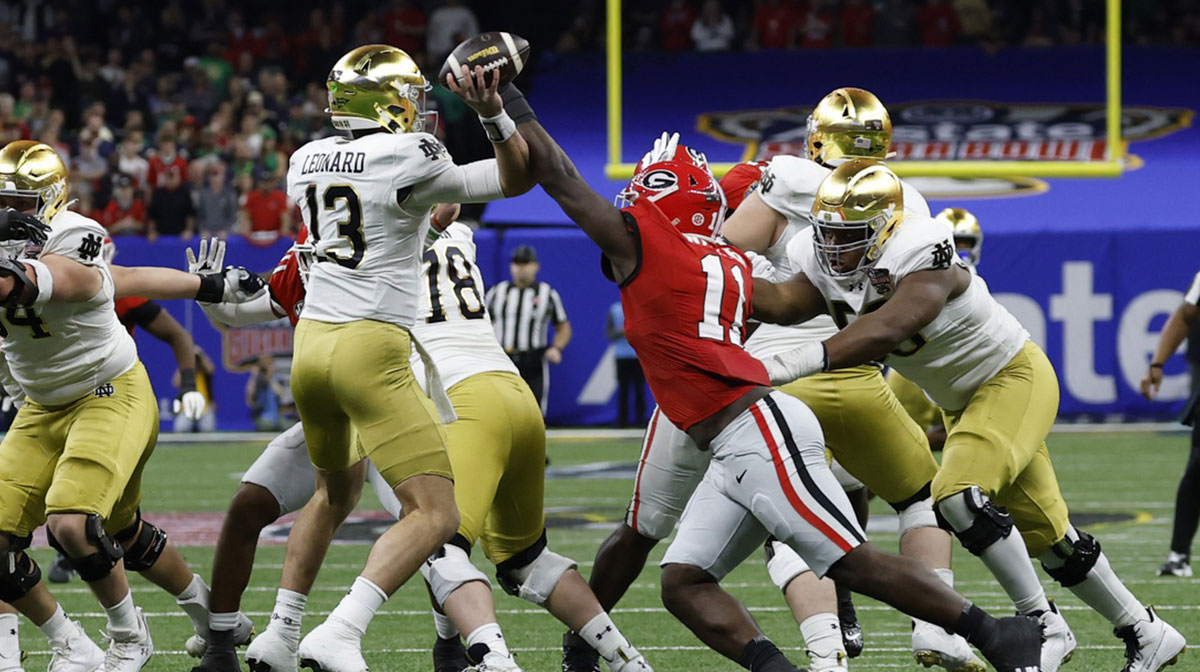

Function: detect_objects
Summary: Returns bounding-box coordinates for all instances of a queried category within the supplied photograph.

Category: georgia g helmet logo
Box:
[638,169,680,203]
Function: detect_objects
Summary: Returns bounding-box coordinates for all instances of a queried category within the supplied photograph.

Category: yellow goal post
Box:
[604,0,1123,180]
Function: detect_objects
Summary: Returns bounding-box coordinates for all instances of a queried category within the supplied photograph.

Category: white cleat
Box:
[806,647,848,671]
[0,623,22,672]
[297,618,367,672]
[604,644,652,672]
[99,608,154,672]
[1116,606,1187,672]
[1033,601,1076,672]
[185,612,255,657]
[47,620,105,672]
[245,622,299,672]
[911,619,985,672]
[467,651,524,671]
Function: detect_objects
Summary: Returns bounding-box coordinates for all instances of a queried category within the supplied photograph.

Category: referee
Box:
[487,244,572,414]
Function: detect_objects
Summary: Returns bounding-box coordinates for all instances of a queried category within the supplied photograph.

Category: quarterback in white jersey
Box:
[753,159,1186,672]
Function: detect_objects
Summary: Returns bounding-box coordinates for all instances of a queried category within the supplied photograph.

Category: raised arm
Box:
[111,264,266,304]
[446,66,534,197]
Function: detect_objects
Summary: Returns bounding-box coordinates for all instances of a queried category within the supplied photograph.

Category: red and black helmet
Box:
[622,154,727,238]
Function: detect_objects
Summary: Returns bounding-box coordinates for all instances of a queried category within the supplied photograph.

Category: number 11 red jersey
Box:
[606,199,768,430]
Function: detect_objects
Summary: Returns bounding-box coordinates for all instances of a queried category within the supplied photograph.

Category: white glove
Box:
[220,266,268,304]
[638,131,680,168]
[173,391,207,420]
[1,394,24,413]
[186,237,226,274]
[761,341,828,385]
[744,250,777,281]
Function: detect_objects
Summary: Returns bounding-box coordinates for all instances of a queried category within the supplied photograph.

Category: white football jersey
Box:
[746,155,930,359]
[288,131,455,327]
[790,213,1029,411]
[410,223,518,390]
[1,210,138,405]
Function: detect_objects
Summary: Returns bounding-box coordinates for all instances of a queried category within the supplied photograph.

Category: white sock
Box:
[1167,550,1189,563]
[328,577,387,637]
[466,623,509,657]
[176,573,206,601]
[210,612,241,632]
[36,605,74,643]
[799,613,844,661]
[433,611,459,640]
[579,612,633,662]
[175,574,210,635]
[1064,552,1149,628]
[933,568,954,587]
[0,612,19,659]
[271,588,308,643]
[104,592,139,632]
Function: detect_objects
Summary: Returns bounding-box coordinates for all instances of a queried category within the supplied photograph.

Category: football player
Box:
[751,159,1188,672]
[0,141,260,672]
[243,46,534,672]
[886,207,983,452]
[515,97,1042,671]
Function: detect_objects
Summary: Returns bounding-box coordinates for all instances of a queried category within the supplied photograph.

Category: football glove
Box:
[761,342,828,385]
[185,237,226,274]
[638,131,680,169]
[0,209,50,246]
[196,266,267,304]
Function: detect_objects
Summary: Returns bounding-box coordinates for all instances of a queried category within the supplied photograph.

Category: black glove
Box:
[0,209,51,247]
[195,266,268,303]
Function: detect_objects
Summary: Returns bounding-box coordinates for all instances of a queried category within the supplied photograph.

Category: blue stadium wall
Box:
[117,46,1199,429]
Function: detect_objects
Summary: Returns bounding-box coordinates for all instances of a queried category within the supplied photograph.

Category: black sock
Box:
[205,628,236,652]
[738,636,799,672]
[953,602,999,649]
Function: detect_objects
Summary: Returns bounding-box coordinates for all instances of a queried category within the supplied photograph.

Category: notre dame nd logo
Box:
[77,233,103,262]
[93,383,115,398]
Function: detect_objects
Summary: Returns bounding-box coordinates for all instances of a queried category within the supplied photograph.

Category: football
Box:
[438,32,530,88]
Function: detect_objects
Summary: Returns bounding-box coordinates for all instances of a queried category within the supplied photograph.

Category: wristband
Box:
[479,110,516,143]
[24,259,53,308]
[425,225,443,246]
[179,368,197,393]
[1149,362,1165,369]
[499,84,537,124]
[195,273,224,303]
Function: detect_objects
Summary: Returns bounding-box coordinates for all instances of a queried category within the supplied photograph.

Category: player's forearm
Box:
[199,292,282,327]
[822,322,905,369]
[1150,308,1194,365]
[112,265,202,300]
[552,321,572,350]
[750,278,821,325]
[519,120,581,198]
[493,130,534,197]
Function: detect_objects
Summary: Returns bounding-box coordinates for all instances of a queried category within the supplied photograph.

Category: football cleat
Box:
[1116,606,1186,672]
[190,628,250,672]
[561,631,600,672]
[912,620,985,672]
[46,619,104,672]
[465,643,523,672]
[99,608,154,672]
[47,552,75,584]
[806,647,847,671]
[836,586,864,658]
[245,624,299,672]
[972,615,1042,672]
[1156,553,1193,578]
[1030,601,1075,672]
[186,614,255,658]
[434,636,469,672]
[602,645,652,672]
[297,618,367,672]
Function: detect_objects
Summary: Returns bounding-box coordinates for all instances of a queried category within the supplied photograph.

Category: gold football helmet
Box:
[936,207,982,266]
[809,159,903,277]
[806,87,892,166]
[0,140,68,221]
[326,44,431,134]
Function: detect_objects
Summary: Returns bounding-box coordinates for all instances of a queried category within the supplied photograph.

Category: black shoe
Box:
[47,552,74,584]
[433,636,469,672]
[975,615,1042,672]
[562,631,600,672]
[835,585,863,658]
[191,630,242,672]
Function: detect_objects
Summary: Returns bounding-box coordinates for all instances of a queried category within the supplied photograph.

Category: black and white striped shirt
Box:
[486,281,568,353]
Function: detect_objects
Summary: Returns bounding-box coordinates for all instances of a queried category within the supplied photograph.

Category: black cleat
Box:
[975,615,1042,672]
[47,552,74,583]
[191,630,244,672]
[434,636,469,672]
[561,630,600,672]
[835,584,863,658]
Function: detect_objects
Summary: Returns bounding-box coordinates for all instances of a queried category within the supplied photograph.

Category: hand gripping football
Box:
[439,32,530,87]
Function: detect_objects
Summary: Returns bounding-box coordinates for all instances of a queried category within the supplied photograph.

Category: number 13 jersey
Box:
[607,199,768,431]
[287,131,455,328]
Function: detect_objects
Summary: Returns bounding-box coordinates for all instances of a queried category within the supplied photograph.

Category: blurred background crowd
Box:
[0,0,1193,245]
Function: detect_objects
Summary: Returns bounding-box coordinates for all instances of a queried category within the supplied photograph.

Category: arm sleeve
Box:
[124,300,163,329]
[405,159,504,209]
[199,292,282,327]
[549,287,568,323]
[1186,271,1200,306]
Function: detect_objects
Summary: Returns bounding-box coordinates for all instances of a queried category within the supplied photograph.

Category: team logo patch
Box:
[77,234,102,262]
[639,169,678,191]
[867,268,893,295]
[93,383,115,398]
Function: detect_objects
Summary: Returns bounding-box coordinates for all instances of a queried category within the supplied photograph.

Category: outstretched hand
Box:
[0,209,51,247]
[445,65,503,118]
[186,237,226,274]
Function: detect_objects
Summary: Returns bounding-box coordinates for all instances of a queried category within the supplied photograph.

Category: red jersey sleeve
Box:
[719,161,770,211]
[268,245,306,326]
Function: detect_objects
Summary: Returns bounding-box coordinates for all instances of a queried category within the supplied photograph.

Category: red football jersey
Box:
[114,295,151,335]
[268,229,307,325]
[608,199,769,430]
[719,160,770,211]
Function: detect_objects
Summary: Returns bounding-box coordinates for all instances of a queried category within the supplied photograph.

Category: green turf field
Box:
[21,430,1197,671]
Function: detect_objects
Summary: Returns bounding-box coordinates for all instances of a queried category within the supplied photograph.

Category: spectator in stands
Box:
[115,132,149,189]
[147,129,189,189]
[240,168,292,246]
[953,0,994,46]
[427,0,480,63]
[799,0,836,49]
[147,165,195,240]
[383,0,428,56]
[180,56,221,123]
[607,301,646,428]
[247,355,286,431]
[101,174,148,236]
[691,0,735,51]
[195,162,239,238]
[749,0,794,49]
[840,0,876,47]
[660,0,697,51]
[918,0,963,46]
[71,132,108,200]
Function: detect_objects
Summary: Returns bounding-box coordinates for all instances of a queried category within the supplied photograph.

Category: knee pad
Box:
[1039,528,1100,588]
[421,541,490,607]
[495,533,577,606]
[934,486,1013,556]
[114,512,168,572]
[0,534,40,602]
[892,484,938,537]
[763,537,811,591]
[50,514,124,582]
